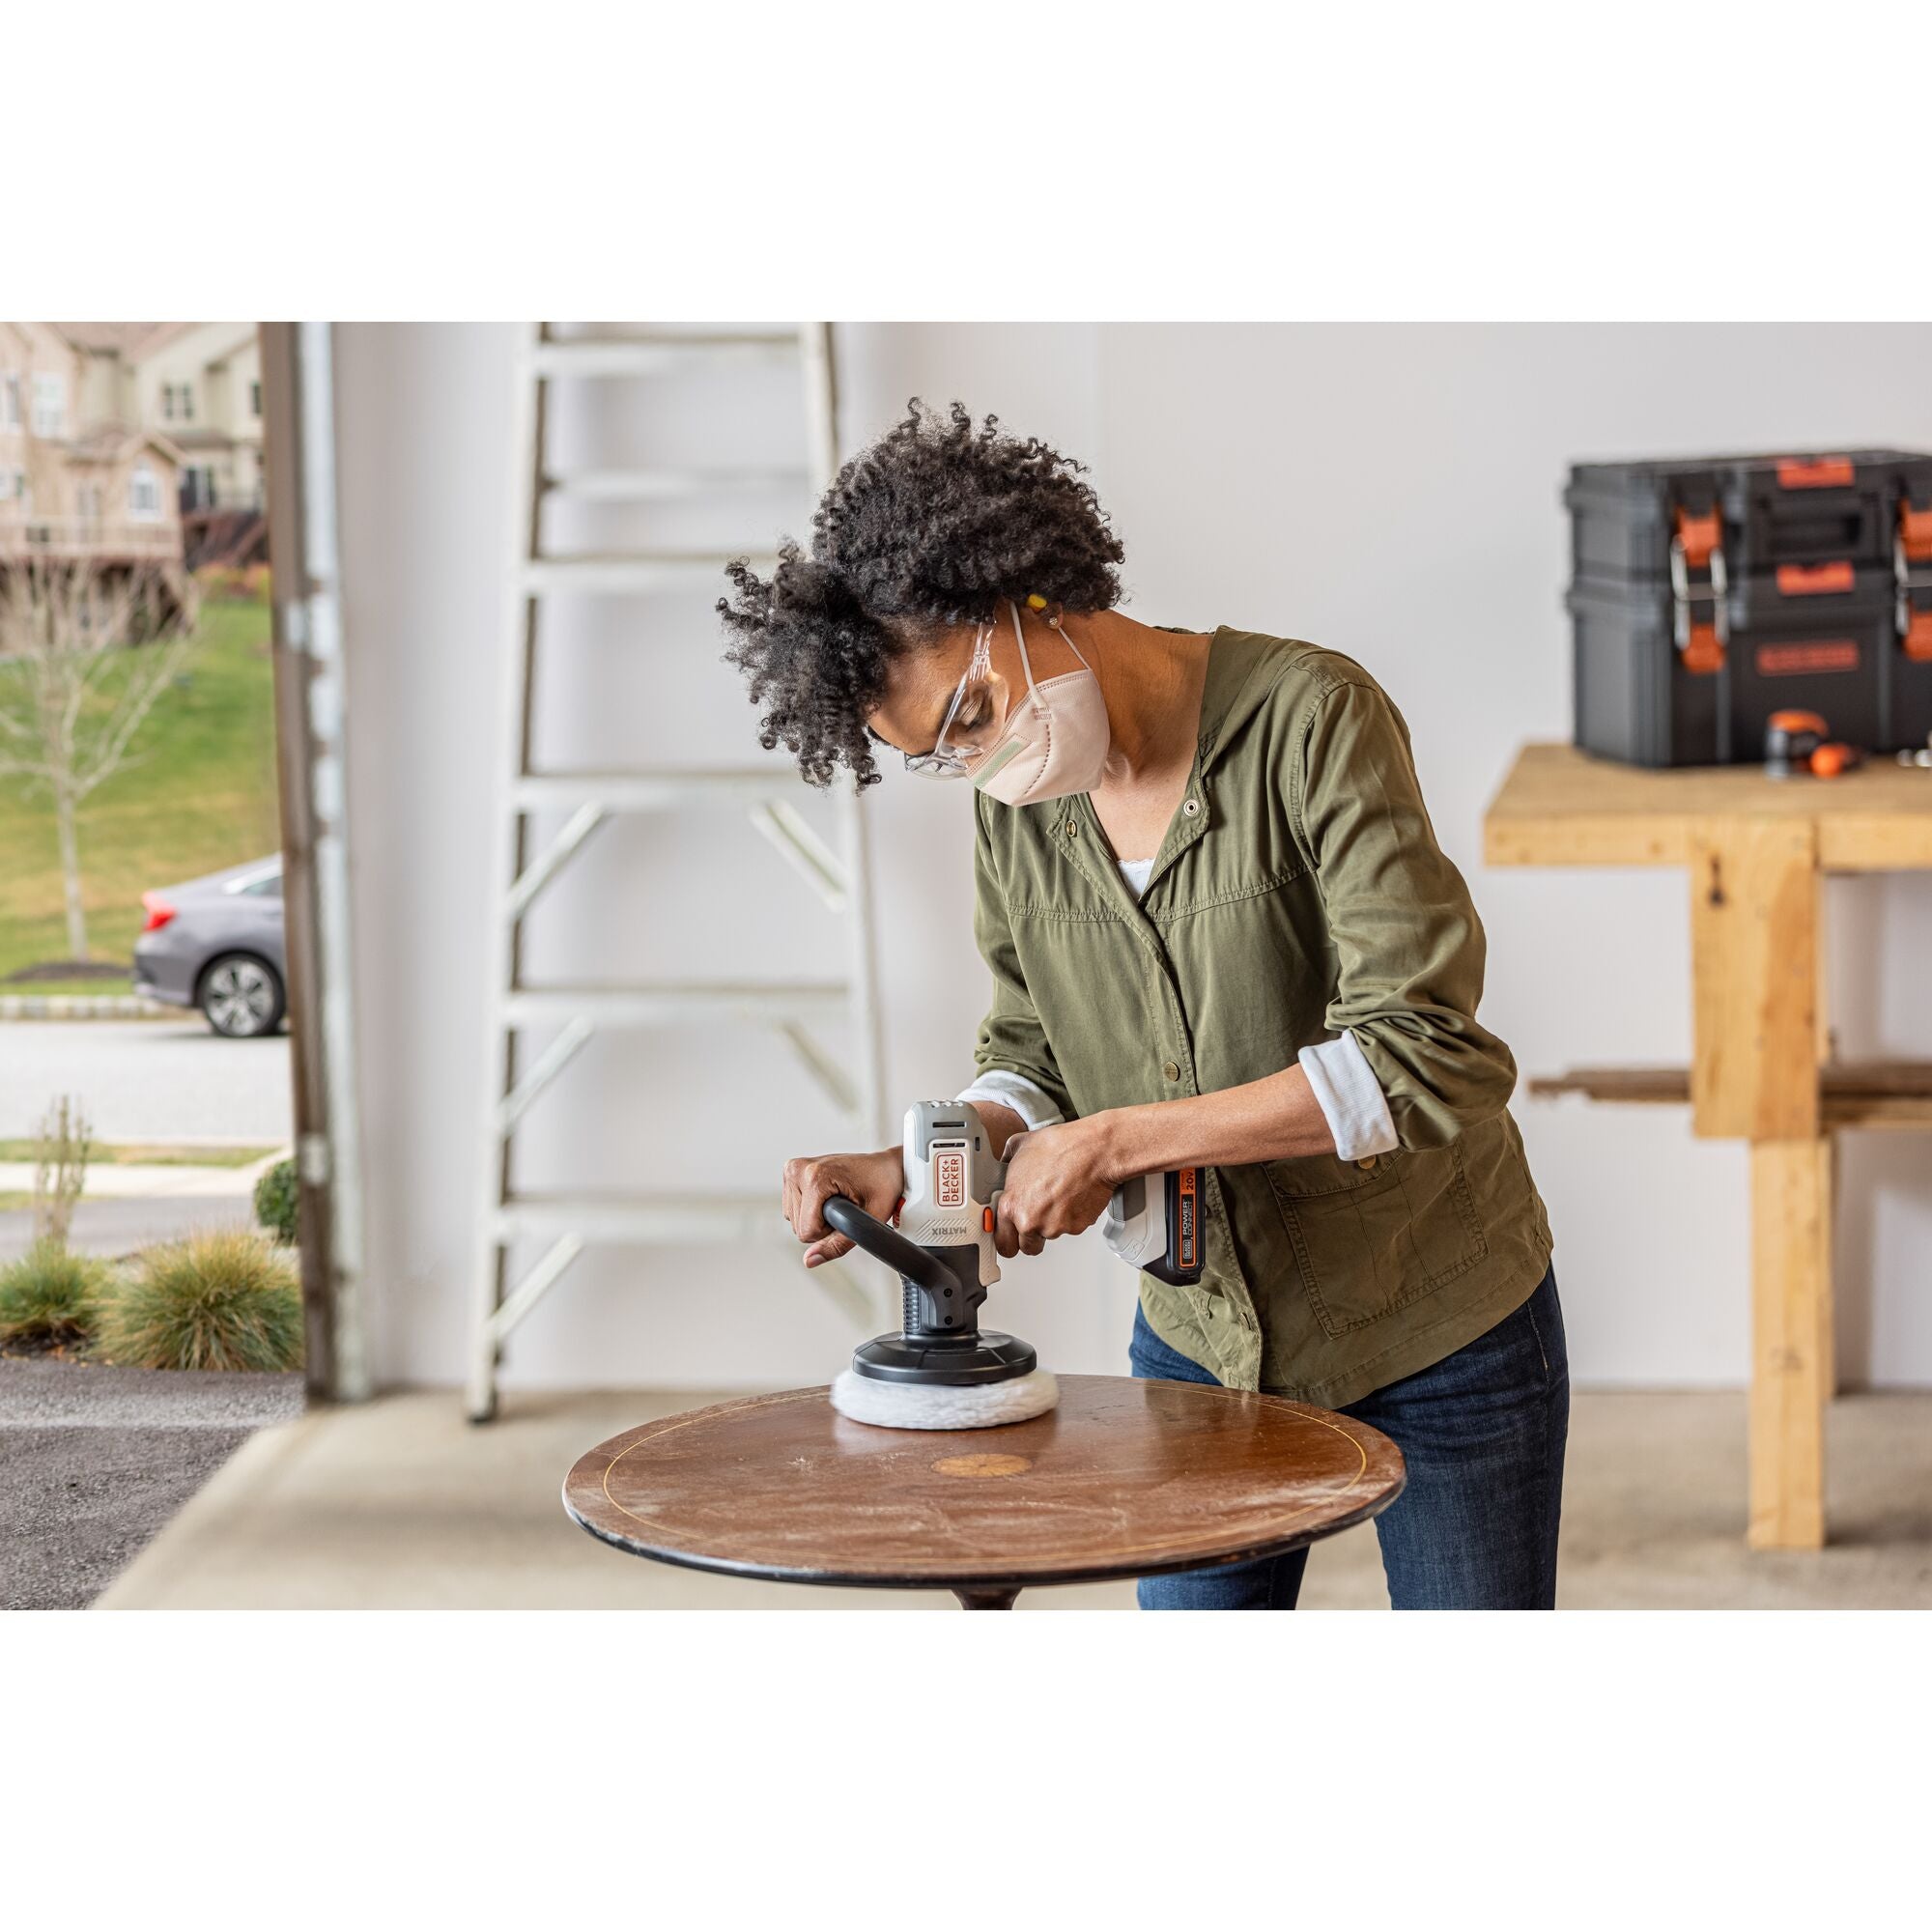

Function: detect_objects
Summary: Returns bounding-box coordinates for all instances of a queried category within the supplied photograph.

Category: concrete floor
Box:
[96,1388,1932,1610]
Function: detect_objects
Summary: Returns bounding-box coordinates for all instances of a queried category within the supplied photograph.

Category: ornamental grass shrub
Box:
[0,1240,113,1350]
[101,1227,303,1373]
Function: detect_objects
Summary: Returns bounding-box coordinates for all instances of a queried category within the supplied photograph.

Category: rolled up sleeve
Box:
[1293,678,1517,1149]
[968,797,1076,1122]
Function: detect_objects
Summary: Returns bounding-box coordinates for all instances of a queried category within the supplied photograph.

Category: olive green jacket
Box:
[970,627,1553,1406]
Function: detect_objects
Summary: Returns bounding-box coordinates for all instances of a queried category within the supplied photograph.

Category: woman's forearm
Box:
[1089,1065,1338,1182]
[971,1100,1033,1162]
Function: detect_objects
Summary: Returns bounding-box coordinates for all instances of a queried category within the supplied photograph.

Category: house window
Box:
[32,372,65,437]
[160,384,174,420]
[0,373,19,430]
[128,464,161,522]
[75,483,102,523]
[250,380,262,417]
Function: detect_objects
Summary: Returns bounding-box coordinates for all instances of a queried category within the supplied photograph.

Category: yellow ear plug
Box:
[1026,593,1047,611]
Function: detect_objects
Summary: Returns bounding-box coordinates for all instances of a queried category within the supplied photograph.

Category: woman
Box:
[720,401,1564,1610]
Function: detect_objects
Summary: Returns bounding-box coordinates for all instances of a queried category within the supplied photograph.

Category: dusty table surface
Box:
[563,1374,1405,1601]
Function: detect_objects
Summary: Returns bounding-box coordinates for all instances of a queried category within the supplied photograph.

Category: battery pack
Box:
[1102,1168,1204,1286]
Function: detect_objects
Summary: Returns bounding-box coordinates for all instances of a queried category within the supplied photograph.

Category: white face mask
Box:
[971,600,1113,807]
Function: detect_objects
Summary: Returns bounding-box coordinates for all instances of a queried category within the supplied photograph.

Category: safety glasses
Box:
[902,622,1009,780]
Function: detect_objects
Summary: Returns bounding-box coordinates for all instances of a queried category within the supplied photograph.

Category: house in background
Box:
[0,321,186,571]
[127,323,265,513]
[55,322,265,514]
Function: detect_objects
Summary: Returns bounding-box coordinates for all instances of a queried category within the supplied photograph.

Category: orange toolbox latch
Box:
[1899,497,1932,660]
[1670,506,1727,673]
[1900,497,1932,564]
[1674,506,1722,569]
[1680,623,1725,675]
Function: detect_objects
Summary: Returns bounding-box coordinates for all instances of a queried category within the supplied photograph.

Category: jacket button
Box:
[1162,1060,1181,1082]
[1182,797,1201,816]
[1357,1154,1378,1171]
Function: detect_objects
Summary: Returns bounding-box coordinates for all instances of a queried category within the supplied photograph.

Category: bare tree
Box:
[0,538,198,962]
[32,1093,93,1247]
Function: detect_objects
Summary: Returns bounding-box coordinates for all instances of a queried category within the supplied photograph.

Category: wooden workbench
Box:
[1485,743,1932,1549]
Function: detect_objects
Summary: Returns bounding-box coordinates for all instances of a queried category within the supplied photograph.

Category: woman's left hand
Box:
[993,1118,1118,1260]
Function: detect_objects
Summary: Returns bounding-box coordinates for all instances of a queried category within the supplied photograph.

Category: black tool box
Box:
[1565,449,1932,766]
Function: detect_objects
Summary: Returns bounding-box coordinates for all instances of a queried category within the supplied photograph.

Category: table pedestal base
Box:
[953,1587,1020,1610]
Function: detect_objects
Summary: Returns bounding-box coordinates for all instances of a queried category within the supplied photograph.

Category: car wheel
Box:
[199,954,286,1038]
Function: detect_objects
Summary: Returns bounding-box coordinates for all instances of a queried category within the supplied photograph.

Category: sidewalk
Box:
[0,1144,289,1260]
[0,994,169,1021]
[0,1154,280,1200]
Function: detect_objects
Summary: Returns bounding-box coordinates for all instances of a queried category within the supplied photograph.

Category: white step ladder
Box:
[467,323,886,1421]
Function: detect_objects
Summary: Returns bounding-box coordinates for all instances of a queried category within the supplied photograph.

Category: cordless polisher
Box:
[826,1101,1203,1431]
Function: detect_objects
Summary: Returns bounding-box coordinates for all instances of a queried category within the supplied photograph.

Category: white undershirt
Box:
[957,854,1401,1163]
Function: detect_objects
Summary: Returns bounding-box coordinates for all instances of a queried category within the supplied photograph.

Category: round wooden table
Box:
[563,1374,1405,1608]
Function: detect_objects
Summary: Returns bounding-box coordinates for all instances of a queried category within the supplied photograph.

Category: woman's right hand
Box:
[781,1146,906,1269]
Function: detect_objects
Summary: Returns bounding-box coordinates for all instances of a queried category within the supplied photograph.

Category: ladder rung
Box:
[503,982,849,1027]
[532,338,800,379]
[541,328,804,348]
[542,467,810,501]
[523,553,776,595]
[511,768,809,810]
[495,1194,787,1245]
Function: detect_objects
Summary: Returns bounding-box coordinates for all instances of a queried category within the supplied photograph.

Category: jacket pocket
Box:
[1264,1144,1488,1339]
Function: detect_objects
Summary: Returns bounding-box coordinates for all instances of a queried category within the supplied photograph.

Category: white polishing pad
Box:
[830,1367,1060,1431]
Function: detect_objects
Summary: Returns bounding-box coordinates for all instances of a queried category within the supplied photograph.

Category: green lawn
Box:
[0,595,281,983]
[0,1141,280,1168]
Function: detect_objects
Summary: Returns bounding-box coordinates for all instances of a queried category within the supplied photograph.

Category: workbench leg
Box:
[953,1588,1019,1610]
[1689,819,1820,1142]
[1748,1139,1832,1551]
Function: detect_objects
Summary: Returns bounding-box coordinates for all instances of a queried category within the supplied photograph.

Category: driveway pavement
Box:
[0,1017,292,1142]
[1,1358,304,1609]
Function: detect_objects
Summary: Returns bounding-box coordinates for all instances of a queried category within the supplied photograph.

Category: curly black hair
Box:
[717,399,1125,788]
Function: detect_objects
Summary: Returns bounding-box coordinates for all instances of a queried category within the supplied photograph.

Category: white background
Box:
[333,321,1932,1395]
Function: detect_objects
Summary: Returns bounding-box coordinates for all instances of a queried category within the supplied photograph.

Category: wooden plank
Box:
[1527,1065,1691,1104]
[1748,1139,1831,1550]
[1483,744,1932,871]
[1688,819,1820,1139]
[1818,812,1932,869]
[1833,1094,1932,1128]
[1525,1061,1932,1129]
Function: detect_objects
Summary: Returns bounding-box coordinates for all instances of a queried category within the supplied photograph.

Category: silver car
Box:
[132,856,287,1038]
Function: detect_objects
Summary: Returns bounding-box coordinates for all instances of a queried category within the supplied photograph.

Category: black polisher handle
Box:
[821,1195,955,1295]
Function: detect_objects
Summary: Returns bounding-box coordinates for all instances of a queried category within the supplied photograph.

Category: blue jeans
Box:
[1131,1265,1568,1609]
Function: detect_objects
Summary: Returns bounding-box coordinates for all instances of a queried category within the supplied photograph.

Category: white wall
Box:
[333,322,1932,1395]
